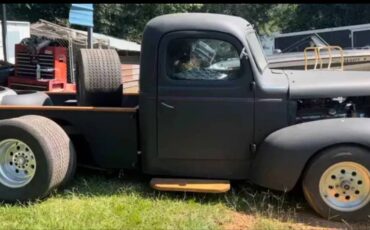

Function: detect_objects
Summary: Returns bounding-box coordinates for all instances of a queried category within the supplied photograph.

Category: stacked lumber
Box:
[121,64,139,94]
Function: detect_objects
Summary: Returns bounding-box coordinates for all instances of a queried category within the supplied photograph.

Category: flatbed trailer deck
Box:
[0,92,139,169]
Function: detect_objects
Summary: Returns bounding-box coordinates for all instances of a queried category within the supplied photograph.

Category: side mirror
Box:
[273,49,282,54]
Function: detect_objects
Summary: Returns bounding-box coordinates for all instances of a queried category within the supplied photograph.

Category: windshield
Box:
[246,31,268,72]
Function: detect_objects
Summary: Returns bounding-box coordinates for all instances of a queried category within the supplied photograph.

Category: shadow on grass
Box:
[9,167,370,229]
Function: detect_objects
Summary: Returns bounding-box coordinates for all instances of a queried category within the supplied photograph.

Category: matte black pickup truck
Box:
[0,13,369,221]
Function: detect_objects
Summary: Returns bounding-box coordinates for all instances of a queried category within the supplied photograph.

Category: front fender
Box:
[250,118,370,191]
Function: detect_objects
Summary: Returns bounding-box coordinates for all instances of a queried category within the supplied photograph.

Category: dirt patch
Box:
[221,183,370,230]
[224,209,370,230]
[223,211,256,230]
[290,210,370,230]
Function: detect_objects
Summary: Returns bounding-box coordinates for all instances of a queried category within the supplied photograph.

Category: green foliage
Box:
[94,4,204,43]
[265,4,298,34]
[1,4,70,25]
[93,4,279,42]
[283,4,370,33]
[3,4,370,42]
[201,4,276,35]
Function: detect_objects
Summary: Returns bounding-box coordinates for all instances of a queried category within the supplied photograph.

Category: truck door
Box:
[156,31,254,178]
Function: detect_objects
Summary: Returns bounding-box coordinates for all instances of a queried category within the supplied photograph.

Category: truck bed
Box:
[0,92,139,169]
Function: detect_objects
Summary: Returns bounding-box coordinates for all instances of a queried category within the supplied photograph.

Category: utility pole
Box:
[1,4,7,62]
[87,26,93,48]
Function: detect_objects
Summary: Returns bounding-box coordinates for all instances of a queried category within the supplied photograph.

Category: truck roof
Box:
[146,13,253,37]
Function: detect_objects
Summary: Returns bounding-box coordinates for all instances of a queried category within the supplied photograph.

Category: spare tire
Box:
[76,49,122,106]
[2,91,53,106]
[0,87,16,104]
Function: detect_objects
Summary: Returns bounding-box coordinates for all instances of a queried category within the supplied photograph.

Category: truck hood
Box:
[285,69,370,99]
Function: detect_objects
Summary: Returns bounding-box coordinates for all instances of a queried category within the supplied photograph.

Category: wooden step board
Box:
[150,178,230,193]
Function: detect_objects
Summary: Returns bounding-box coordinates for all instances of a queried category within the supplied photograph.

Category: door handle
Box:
[161,102,175,109]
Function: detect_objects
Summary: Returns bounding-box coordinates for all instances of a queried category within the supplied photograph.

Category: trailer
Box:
[0,13,369,222]
[275,23,370,52]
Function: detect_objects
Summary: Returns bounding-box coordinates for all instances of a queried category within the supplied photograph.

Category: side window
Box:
[167,38,241,80]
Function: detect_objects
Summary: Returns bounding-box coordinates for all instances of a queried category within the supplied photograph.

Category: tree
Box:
[94,4,203,43]
[264,4,298,34]
[93,4,283,42]
[283,4,370,33]
[201,4,277,35]
[1,4,70,25]
[5,4,370,43]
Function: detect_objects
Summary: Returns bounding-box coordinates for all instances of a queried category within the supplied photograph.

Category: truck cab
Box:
[138,14,370,221]
[139,13,288,180]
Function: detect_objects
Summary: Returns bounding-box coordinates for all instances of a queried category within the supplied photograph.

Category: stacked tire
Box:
[76,49,122,107]
[0,87,53,106]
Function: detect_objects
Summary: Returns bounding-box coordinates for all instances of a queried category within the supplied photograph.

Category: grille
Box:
[16,52,55,79]
[14,44,68,82]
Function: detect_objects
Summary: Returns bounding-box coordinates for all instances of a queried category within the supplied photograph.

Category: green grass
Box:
[0,169,307,230]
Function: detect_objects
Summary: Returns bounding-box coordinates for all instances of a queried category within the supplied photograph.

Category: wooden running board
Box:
[150,178,230,193]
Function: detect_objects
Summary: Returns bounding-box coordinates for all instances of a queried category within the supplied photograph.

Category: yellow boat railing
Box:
[304,46,344,71]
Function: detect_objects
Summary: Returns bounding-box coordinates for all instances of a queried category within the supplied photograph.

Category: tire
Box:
[76,49,122,106]
[2,91,53,106]
[0,86,16,104]
[59,139,77,189]
[0,115,76,202]
[302,145,370,222]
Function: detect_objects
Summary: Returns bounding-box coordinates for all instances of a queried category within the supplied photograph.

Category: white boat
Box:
[267,34,370,71]
[268,48,370,71]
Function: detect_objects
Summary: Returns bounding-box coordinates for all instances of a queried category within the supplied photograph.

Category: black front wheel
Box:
[302,145,370,222]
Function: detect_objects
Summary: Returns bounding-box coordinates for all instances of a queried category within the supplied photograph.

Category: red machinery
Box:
[8,44,75,92]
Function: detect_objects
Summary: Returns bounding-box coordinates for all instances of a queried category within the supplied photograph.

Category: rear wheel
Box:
[0,139,37,188]
[0,115,76,202]
[302,145,370,222]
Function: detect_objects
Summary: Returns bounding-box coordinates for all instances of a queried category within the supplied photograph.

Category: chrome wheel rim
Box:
[0,139,36,188]
[319,161,370,212]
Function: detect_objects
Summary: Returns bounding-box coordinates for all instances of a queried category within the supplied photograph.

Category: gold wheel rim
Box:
[319,161,370,212]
